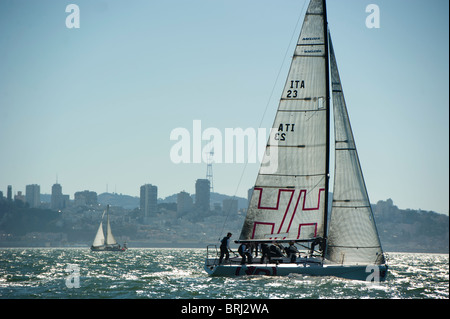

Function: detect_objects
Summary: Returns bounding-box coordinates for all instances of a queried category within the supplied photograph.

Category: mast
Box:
[322,0,330,253]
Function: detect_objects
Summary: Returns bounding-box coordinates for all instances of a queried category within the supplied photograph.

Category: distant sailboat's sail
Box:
[105,208,117,246]
[92,222,105,247]
[240,0,329,242]
[325,35,385,265]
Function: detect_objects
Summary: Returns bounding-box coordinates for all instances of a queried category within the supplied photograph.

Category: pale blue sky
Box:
[0,0,448,214]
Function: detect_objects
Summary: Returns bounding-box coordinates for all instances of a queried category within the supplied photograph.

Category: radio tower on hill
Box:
[206,149,214,193]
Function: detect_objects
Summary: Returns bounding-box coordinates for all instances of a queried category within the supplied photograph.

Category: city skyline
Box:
[1,178,247,205]
[0,0,448,214]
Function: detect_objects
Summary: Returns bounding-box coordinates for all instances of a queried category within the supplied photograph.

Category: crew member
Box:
[219,232,232,264]
[238,243,253,265]
[285,241,299,262]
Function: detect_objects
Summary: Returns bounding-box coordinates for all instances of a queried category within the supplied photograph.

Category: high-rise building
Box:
[15,191,25,203]
[7,185,12,201]
[195,179,210,215]
[25,184,40,208]
[74,190,97,206]
[51,183,69,210]
[140,184,158,221]
[51,183,62,210]
[177,191,193,216]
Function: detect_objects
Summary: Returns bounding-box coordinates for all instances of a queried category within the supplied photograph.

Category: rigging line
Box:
[256,0,308,130]
[218,0,309,239]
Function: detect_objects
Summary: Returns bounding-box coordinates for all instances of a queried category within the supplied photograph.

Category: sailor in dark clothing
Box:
[285,241,299,262]
[249,243,258,257]
[219,232,232,264]
[238,243,253,265]
[261,243,271,263]
[269,243,284,257]
[310,237,325,256]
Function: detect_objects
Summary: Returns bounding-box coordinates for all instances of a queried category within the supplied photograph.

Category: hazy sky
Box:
[0,0,448,214]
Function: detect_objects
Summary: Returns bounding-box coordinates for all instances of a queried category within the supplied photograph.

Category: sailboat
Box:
[204,0,387,281]
[91,205,127,252]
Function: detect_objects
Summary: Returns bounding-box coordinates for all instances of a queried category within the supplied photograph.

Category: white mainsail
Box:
[240,0,329,242]
[105,212,117,246]
[325,35,385,265]
[92,222,105,247]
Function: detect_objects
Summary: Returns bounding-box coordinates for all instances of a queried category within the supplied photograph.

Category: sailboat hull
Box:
[204,258,387,281]
[90,245,127,252]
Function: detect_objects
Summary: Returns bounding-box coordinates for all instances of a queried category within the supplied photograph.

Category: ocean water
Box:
[0,248,448,299]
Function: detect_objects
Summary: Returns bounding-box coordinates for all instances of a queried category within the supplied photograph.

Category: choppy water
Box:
[0,248,448,299]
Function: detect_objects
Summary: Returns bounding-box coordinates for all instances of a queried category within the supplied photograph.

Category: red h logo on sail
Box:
[251,187,324,239]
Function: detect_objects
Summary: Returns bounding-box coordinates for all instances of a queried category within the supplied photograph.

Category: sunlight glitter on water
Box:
[0,249,448,299]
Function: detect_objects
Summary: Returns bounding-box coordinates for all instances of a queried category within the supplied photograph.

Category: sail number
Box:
[286,80,305,98]
[286,90,297,98]
[275,123,295,141]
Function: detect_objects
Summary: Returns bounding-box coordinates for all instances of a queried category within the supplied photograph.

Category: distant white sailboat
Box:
[91,205,127,252]
[205,0,387,281]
